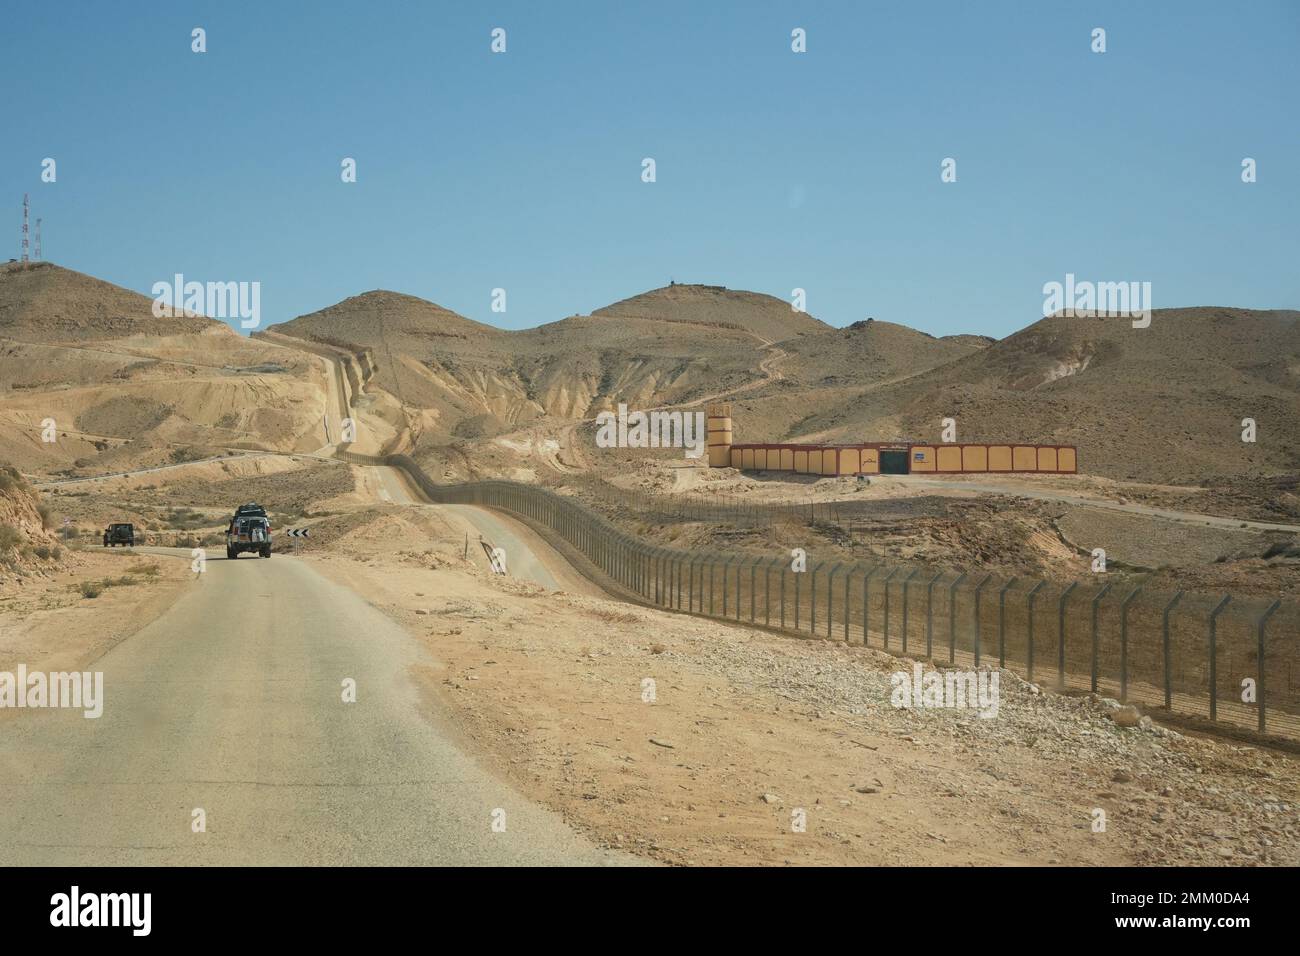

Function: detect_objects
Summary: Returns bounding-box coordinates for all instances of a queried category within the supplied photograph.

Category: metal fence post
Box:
[901,569,919,654]
[882,568,900,650]
[707,556,717,616]
[1025,581,1045,680]
[734,558,743,621]
[862,566,876,646]
[926,571,943,658]
[780,565,787,629]
[826,564,843,638]
[767,556,781,627]
[810,562,824,635]
[1120,585,1144,702]
[843,566,854,642]
[1208,594,1231,722]
[972,574,992,667]
[998,577,1018,667]
[1056,581,1078,691]
[750,559,757,622]
[1257,599,1280,733]
[1090,582,1113,693]
[1161,590,1183,709]
[722,556,732,618]
[947,572,967,663]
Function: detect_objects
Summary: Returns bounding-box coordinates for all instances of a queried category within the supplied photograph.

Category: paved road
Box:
[0,548,630,865]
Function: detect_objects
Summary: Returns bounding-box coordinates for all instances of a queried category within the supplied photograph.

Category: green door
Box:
[880,450,909,474]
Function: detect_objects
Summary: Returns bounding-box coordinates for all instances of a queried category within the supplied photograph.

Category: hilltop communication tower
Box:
[34,218,42,260]
[20,193,30,263]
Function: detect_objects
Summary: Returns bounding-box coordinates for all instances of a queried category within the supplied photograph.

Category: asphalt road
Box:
[0,548,630,865]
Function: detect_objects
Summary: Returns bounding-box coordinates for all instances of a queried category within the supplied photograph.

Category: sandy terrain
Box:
[0,546,194,676]
[300,505,1300,866]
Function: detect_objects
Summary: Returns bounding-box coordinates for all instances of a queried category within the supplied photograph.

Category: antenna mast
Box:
[34,218,42,260]
[21,194,30,263]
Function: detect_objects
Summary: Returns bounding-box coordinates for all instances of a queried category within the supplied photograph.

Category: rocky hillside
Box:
[274,283,839,443]
[0,261,218,340]
[0,263,340,476]
[786,308,1300,482]
[0,464,58,581]
[590,283,830,343]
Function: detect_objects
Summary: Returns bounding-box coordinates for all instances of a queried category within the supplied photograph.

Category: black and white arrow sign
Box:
[285,528,311,538]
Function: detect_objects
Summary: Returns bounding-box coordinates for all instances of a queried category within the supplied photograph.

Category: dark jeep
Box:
[103,523,135,547]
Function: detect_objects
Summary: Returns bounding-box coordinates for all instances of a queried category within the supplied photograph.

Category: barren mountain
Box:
[777,318,986,388]
[589,283,830,343]
[8,262,1294,489]
[274,283,845,445]
[0,262,337,474]
[781,308,1300,482]
[0,261,217,339]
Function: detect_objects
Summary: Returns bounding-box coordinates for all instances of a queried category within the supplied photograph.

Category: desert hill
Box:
[781,308,1300,482]
[0,263,340,474]
[7,262,1295,489]
[0,261,218,339]
[589,284,829,343]
[778,318,987,388]
[273,283,846,443]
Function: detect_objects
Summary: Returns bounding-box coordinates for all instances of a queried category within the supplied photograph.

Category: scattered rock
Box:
[1111,705,1142,728]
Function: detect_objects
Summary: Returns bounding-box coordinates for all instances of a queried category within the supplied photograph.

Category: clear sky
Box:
[3,0,1297,337]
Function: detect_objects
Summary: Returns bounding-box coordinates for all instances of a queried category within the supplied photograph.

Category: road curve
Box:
[371,465,580,592]
[0,548,632,865]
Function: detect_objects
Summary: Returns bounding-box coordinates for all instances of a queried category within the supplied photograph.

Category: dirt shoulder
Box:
[303,510,1300,867]
[0,545,195,675]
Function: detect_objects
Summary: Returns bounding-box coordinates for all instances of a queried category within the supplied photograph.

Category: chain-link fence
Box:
[338,450,1300,740]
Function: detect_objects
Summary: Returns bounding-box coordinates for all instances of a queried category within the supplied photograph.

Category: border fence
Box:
[337,450,1300,741]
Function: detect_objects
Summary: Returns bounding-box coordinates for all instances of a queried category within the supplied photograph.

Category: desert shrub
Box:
[163,507,207,530]
[125,563,160,577]
[0,466,25,492]
[74,574,142,599]
[0,524,23,551]
[34,545,55,560]
[168,446,204,464]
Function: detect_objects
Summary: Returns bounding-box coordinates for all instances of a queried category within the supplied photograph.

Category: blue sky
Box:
[3,0,1297,337]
